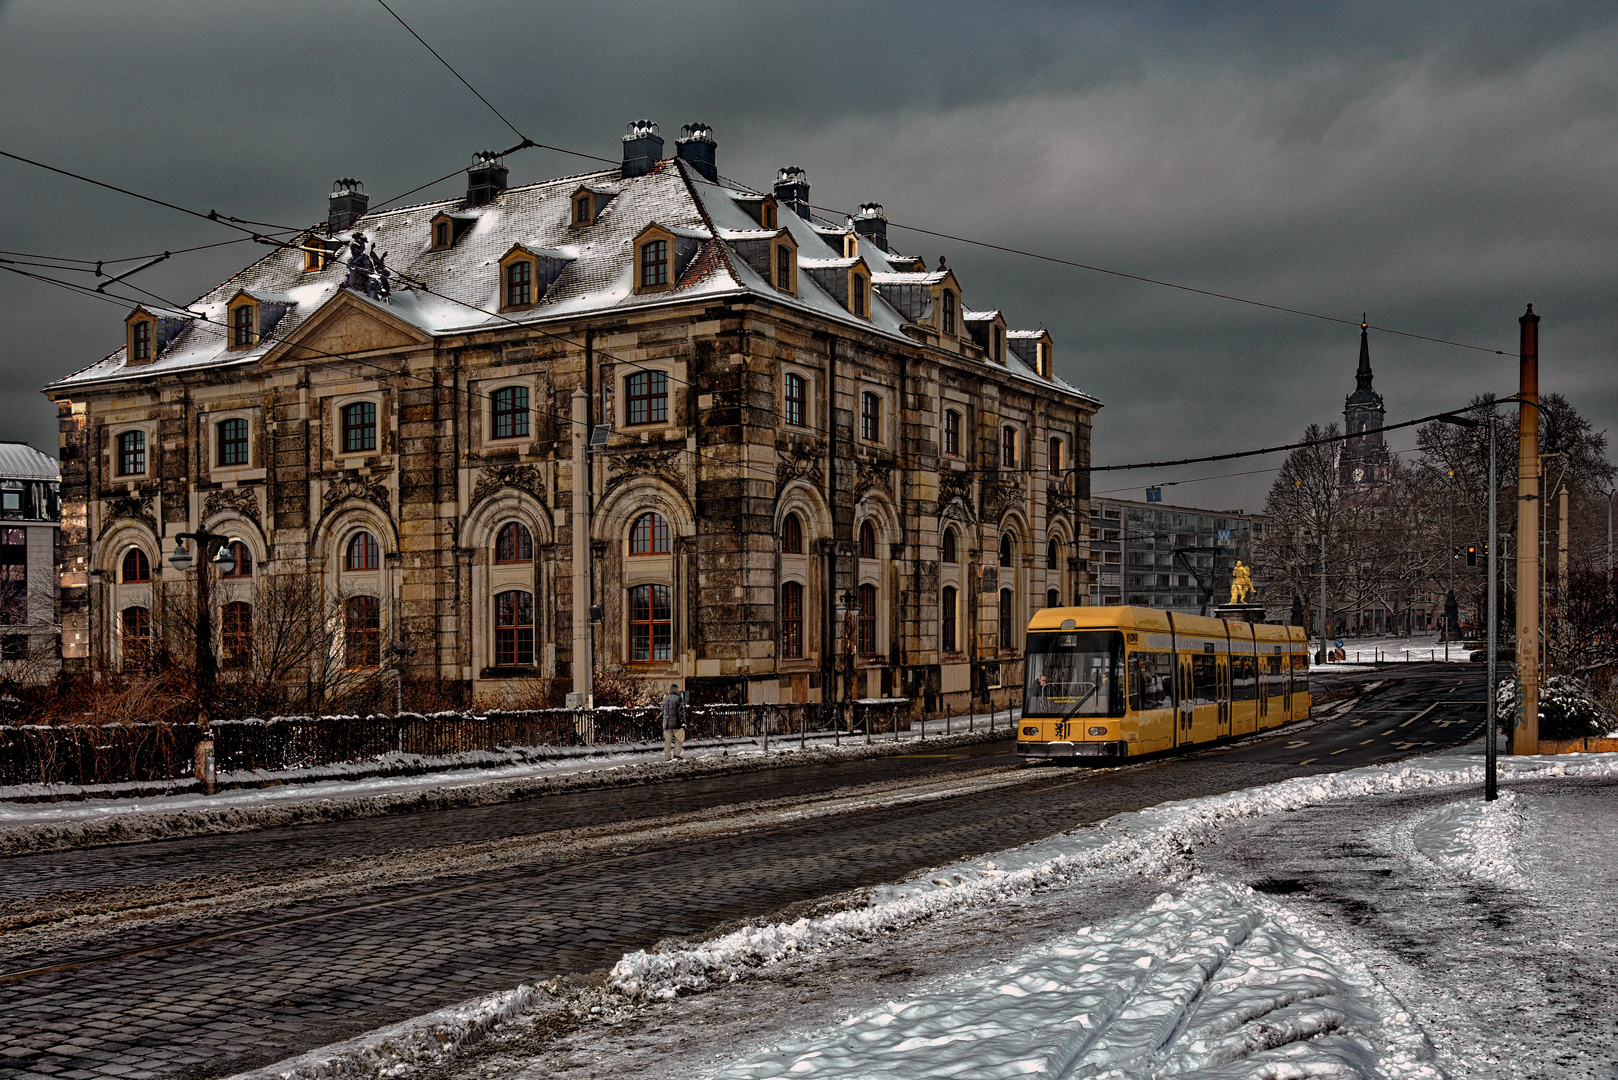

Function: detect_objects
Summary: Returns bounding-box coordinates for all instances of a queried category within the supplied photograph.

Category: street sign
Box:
[1217,528,1232,545]
[1146,487,1162,502]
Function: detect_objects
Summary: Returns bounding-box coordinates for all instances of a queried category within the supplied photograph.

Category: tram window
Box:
[1127,651,1174,712]
[1292,653,1309,692]
[1192,653,1218,705]
[1266,655,1285,697]
[1024,630,1123,718]
[1231,654,1257,701]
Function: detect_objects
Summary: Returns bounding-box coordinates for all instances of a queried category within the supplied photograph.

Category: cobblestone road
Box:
[0,666,1485,1079]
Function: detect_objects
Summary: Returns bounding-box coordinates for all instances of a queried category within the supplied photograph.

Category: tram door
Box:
[1177,655,1193,747]
[1282,651,1293,719]
[1258,669,1269,723]
[1217,653,1230,734]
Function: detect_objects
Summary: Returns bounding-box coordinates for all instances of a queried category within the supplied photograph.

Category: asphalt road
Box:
[0,663,1489,1080]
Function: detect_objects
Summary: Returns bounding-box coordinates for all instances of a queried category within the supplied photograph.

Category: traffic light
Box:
[1466,544,1478,567]
[1452,546,1461,561]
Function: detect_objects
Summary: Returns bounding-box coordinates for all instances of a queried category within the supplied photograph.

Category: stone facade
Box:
[47,128,1100,710]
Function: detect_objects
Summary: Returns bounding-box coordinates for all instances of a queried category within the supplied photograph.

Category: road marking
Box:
[1399,704,1439,728]
[1285,740,1309,748]
[1329,748,1349,755]
[1298,758,1317,765]
[1359,738,1375,745]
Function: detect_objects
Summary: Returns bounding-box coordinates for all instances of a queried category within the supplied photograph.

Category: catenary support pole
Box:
[571,389,591,707]
[1486,413,1499,800]
[1514,306,1540,754]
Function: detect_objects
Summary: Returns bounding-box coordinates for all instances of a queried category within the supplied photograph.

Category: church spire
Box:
[1356,314,1373,393]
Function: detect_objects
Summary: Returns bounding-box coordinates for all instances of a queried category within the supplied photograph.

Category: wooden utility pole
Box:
[1513,305,1540,754]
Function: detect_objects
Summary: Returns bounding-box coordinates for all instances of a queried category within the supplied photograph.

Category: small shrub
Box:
[1495,675,1614,739]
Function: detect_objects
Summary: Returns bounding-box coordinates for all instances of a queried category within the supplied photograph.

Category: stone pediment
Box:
[263,292,430,365]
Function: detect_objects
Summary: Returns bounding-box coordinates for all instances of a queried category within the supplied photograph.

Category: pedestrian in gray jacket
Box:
[661,683,686,759]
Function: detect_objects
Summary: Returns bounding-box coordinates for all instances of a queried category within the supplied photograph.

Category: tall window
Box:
[1049,436,1064,472]
[492,386,530,439]
[991,323,1003,363]
[941,585,958,652]
[231,304,255,348]
[857,583,878,656]
[344,595,381,668]
[505,259,532,307]
[626,371,669,426]
[783,373,807,427]
[629,583,673,661]
[775,245,793,291]
[575,194,592,224]
[0,529,22,624]
[943,409,960,457]
[117,430,146,476]
[120,606,151,670]
[1046,538,1060,570]
[780,581,804,660]
[1001,425,1017,469]
[998,588,1015,650]
[782,513,803,554]
[222,601,252,667]
[435,220,450,248]
[859,521,876,560]
[131,320,152,362]
[941,527,957,564]
[121,547,151,584]
[1047,588,1060,610]
[495,521,533,563]
[217,417,249,466]
[341,401,377,453]
[221,540,253,578]
[861,392,880,442]
[630,512,672,555]
[494,590,534,666]
[640,239,668,288]
[942,290,956,335]
[851,274,866,316]
[999,532,1013,568]
[345,531,380,571]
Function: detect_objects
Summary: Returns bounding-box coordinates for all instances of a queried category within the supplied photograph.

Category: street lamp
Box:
[168,524,235,793]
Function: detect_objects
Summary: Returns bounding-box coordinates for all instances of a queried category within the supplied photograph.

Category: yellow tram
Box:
[1019,606,1310,759]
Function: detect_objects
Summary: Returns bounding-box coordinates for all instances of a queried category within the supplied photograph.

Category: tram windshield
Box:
[1024,630,1125,718]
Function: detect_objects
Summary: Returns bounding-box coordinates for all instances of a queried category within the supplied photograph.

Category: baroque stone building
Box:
[47,122,1099,710]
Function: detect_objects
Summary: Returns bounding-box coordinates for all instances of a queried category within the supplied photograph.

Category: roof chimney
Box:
[774,167,810,219]
[466,151,509,207]
[675,122,718,182]
[327,178,369,232]
[852,203,888,252]
[622,120,664,179]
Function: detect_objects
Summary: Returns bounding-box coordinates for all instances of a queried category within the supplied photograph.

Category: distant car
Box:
[1470,648,1515,663]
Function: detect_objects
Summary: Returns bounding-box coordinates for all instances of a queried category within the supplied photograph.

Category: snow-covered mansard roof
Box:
[49,152,1095,405]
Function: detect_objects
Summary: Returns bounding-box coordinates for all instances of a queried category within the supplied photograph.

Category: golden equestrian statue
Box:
[1229,560,1255,605]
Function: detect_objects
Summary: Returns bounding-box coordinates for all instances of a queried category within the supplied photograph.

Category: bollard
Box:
[893,706,899,743]
[799,703,805,751]
[762,706,769,753]
[865,704,872,745]
[946,705,952,736]
[835,702,841,748]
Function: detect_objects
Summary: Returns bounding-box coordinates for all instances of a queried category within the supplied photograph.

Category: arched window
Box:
[217,417,249,466]
[626,370,669,426]
[783,372,807,427]
[941,527,957,564]
[344,595,381,668]
[998,588,1015,650]
[495,522,533,564]
[1046,538,1060,570]
[999,533,1013,568]
[492,386,530,439]
[941,585,958,652]
[857,583,878,656]
[859,521,876,560]
[1047,588,1060,610]
[221,540,253,578]
[222,601,252,667]
[782,513,803,554]
[494,590,535,667]
[861,392,881,442]
[630,512,671,555]
[629,583,673,661]
[345,531,380,571]
[117,430,146,476]
[942,289,957,335]
[943,409,961,457]
[341,401,376,453]
[1001,425,1017,469]
[121,547,151,584]
[120,606,150,670]
[639,238,669,288]
[780,581,804,660]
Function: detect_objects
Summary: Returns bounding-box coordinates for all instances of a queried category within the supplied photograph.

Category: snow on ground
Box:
[240,746,1618,1080]
[1312,634,1477,667]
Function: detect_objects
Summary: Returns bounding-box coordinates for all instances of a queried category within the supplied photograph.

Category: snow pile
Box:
[609,752,1618,1003]
[1409,791,1527,887]
[712,879,1438,1079]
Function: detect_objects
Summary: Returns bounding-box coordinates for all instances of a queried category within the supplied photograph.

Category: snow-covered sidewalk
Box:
[236,744,1618,1080]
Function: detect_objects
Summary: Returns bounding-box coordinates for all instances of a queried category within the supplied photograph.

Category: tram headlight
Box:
[1087,726,1108,737]
[1021,726,1039,736]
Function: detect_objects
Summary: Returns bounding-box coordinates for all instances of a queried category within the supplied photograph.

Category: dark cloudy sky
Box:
[1,0,1613,510]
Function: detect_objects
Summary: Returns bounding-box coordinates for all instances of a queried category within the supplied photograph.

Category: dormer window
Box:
[434,220,450,249]
[429,212,475,251]
[130,319,152,362]
[851,272,867,318]
[505,259,533,308]
[640,238,670,290]
[992,324,1003,363]
[774,243,795,294]
[942,290,957,336]
[843,234,857,258]
[764,202,777,229]
[302,242,329,272]
[230,302,256,348]
[574,193,593,225]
